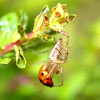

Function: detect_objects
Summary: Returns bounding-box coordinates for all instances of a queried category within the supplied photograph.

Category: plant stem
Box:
[0,31,34,56]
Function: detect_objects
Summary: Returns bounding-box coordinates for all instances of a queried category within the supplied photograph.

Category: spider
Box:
[38,32,69,87]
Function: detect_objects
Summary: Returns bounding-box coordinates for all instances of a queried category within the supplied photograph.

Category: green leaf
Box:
[0,13,20,48]
[33,5,49,31]
[0,58,11,64]
[14,45,26,69]
[40,5,49,16]
[17,11,28,38]
[19,11,28,30]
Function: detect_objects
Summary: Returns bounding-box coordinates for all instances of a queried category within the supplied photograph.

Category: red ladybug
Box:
[38,64,54,87]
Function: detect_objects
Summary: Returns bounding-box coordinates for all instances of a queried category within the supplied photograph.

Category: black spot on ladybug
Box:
[41,72,44,76]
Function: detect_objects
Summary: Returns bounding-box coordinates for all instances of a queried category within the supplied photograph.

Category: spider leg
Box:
[46,63,57,79]
[61,31,69,63]
[59,67,63,86]
[27,60,49,66]
[61,46,69,63]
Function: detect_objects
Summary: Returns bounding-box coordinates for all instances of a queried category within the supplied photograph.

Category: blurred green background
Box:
[0,0,100,100]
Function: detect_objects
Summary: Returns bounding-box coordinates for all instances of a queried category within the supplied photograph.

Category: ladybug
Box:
[38,64,54,87]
